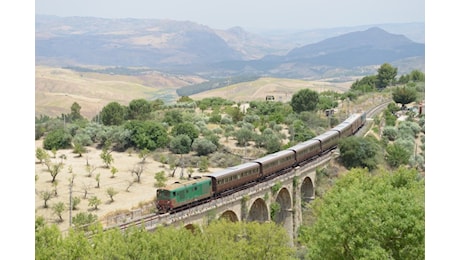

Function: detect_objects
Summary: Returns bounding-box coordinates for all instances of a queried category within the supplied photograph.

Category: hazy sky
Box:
[35,0,425,31]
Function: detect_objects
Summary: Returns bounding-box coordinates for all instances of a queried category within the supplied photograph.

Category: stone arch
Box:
[273,187,292,224]
[219,210,239,222]
[300,177,314,205]
[247,198,269,222]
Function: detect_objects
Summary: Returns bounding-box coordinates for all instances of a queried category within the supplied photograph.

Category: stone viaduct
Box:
[117,152,335,244]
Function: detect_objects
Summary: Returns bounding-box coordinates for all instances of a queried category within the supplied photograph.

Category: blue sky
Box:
[35,0,425,31]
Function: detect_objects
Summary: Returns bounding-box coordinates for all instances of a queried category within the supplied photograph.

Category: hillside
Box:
[35,66,205,118]
[190,77,353,103]
[36,65,355,118]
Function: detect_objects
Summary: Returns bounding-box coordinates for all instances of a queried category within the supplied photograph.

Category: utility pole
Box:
[69,176,74,228]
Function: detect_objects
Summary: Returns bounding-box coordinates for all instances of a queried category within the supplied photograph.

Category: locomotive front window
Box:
[157,190,170,200]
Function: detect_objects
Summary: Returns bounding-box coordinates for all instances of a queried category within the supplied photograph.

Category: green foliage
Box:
[192,137,217,156]
[317,92,339,111]
[71,212,98,231]
[43,128,72,150]
[169,134,192,154]
[385,142,411,168]
[36,217,294,259]
[100,148,114,168]
[350,75,377,93]
[270,202,281,221]
[100,101,126,126]
[271,181,282,194]
[198,156,209,172]
[382,126,398,141]
[35,147,49,163]
[392,85,418,107]
[376,63,398,89]
[69,102,84,121]
[299,167,424,260]
[52,202,66,222]
[127,98,152,120]
[163,109,184,125]
[106,187,118,202]
[154,171,167,187]
[71,196,81,210]
[235,126,254,146]
[88,196,102,210]
[338,136,380,170]
[384,110,397,126]
[171,122,200,141]
[409,70,425,82]
[72,142,86,157]
[290,88,319,113]
[124,120,169,151]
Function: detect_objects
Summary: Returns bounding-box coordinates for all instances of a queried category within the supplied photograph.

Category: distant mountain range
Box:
[35,15,424,79]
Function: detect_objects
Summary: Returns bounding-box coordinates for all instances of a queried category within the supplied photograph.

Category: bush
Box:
[43,128,72,150]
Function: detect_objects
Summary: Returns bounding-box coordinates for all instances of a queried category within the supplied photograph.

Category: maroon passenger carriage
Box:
[253,149,296,178]
[287,139,321,166]
[204,162,261,196]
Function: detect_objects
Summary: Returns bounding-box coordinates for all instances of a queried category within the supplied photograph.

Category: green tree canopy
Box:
[100,101,126,126]
[392,86,418,108]
[169,134,192,154]
[69,102,84,121]
[290,88,319,113]
[376,63,398,89]
[127,98,152,120]
[171,122,200,142]
[124,120,169,151]
[43,128,72,150]
[338,136,380,170]
[299,167,424,260]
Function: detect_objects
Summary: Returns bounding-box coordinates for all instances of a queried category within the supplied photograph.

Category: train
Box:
[155,112,367,213]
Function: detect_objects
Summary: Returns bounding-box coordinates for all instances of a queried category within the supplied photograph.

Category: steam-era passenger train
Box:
[156,112,367,213]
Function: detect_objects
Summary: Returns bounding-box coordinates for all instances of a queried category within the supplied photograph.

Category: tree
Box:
[376,63,398,89]
[110,166,118,178]
[154,171,167,187]
[69,102,84,122]
[36,147,49,163]
[72,196,81,210]
[88,196,101,210]
[100,148,114,168]
[124,120,169,151]
[385,143,411,168]
[72,142,86,157]
[43,128,72,150]
[106,187,118,202]
[290,88,319,113]
[44,160,64,183]
[192,137,217,156]
[40,190,53,208]
[131,164,145,183]
[299,167,424,259]
[127,98,152,120]
[71,212,98,231]
[171,122,199,142]
[392,86,418,109]
[52,202,66,222]
[338,136,380,170]
[100,101,125,126]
